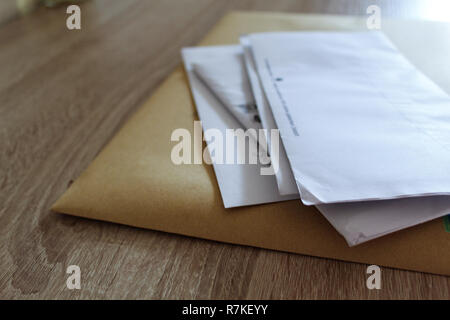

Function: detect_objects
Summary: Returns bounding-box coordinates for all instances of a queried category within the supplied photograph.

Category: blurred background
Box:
[1,0,450,26]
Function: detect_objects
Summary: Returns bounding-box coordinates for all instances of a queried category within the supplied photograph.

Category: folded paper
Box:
[192,51,262,133]
[249,31,450,205]
[182,45,296,208]
[241,36,299,196]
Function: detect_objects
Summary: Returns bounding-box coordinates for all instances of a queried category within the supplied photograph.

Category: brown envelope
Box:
[52,12,450,276]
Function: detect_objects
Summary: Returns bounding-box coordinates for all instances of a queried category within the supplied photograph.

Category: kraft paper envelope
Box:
[52,12,450,276]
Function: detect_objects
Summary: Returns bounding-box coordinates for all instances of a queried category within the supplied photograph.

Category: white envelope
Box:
[181,46,297,208]
[249,31,450,205]
[192,53,262,133]
[240,36,299,196]
[183,43,450,246]
[317,196,450,245]
[240,39,450,245]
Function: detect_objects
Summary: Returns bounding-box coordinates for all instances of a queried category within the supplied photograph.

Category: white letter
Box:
[193,121,203,164]
[226,128,257,164]
[171,128,191,165]
[66,265,81,289]
[225,129,235,164]
[260,129,279,175]
[66,5,81,30]
[257,129,271,166]
[203,128,223,164]
[366,265,381,289]
[366,5,381,30]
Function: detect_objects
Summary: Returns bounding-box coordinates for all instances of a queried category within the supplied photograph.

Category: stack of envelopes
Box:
[182,31,450,246]
[52,12,450,275]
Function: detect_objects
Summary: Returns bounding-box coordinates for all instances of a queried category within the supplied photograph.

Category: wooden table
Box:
[1,0,449,299]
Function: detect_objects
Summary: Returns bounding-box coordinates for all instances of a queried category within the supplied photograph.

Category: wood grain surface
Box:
[0,0,449,299]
